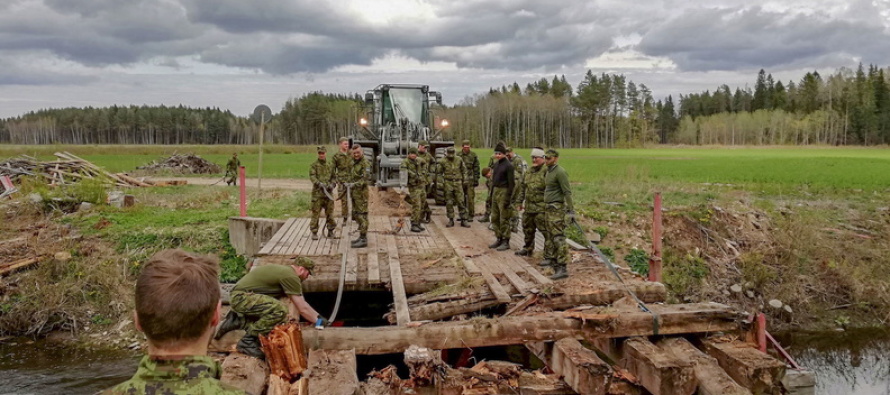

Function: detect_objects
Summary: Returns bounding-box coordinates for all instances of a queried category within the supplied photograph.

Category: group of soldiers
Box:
[309,137,371,248]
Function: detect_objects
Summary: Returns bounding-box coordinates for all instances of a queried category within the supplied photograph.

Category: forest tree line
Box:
[2,64,890,147]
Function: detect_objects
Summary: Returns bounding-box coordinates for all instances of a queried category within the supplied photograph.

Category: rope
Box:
[328,183,353,324]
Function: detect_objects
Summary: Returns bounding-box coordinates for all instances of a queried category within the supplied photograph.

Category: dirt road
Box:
[147,177,313,191]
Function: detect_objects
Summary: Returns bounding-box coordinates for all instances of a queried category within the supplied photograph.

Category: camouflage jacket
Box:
[456,150,480,186]
[345,156,372,188]
[399,157,424,188]
[437,157,466,184]
[418,151,435,185]
[513,164,547,213]
[102,355,244,395]
[225,157,240,173]
[309,159,334,193]
[510,154,528,179]
[332,150,352,183]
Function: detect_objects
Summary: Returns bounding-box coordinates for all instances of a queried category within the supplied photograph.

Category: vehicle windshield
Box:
[383,88,428,126]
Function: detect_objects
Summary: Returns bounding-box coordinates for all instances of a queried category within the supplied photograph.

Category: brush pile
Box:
[0,152,150,187]
[137,154,221,174]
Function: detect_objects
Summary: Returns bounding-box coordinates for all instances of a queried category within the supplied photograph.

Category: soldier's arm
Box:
[559,169,574,212]
[309,164,320,185]
[289,294,321,323]
[472,155,480,185]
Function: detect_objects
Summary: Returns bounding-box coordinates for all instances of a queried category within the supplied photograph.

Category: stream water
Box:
[0,328,887,394]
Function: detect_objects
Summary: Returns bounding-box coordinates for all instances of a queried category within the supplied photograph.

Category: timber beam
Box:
[621,337,696,395]
[527,338,613,395]
[658,338,752,395]
[701,338,786,395]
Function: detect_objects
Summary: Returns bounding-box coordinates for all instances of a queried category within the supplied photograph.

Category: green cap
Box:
[461,139,471,146]
[446,146,456,154]
[408,147,418,154]
[317,146,326,153]
[292,256,316,274]
[545,149,559,158]
[419,140,429,146]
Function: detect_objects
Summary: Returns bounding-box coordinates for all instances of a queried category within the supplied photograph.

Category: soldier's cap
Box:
[494,142,507,154]
[545,149,559,158]
[419,140,429,146]
[317,146,327,153]
[481,167,492,176]
[446,146,456,154]
[530,147,545,158]
[338,137,349,143]
[461,139,471,146]
[506,147,514,153]
[408,147,418,154]
[291,256,316,274]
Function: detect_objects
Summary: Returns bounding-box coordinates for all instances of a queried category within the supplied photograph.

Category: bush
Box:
[663,248,710,297]
[624,248,649,276]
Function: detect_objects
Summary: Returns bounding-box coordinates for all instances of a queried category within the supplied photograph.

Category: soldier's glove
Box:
[567,211,577,222]
[315,316,330,329]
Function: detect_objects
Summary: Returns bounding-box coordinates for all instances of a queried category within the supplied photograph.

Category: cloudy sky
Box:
[2,0,890,118]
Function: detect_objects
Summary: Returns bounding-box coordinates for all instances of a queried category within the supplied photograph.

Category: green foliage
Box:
[592,226,609,239]
[219,230,248,283]
[738,252,778,289]
[662,248,710,297]
[565,221,586,245]
[624,248,649,276]
[597,246,615,262]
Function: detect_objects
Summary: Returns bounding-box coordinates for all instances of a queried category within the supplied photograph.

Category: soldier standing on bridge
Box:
[225,153,240,186]
[513,147,547,257]
[417,141,434,223]
[488,143,514,251]
[479,140,504,223]
[400,147,426,233]
[543,149,574,280]
[457,139,480,222]
[346,144,371,248]
[309,146,336,240]
[438,146,471,228]
[506,147,527,232]
[333,137,352,226]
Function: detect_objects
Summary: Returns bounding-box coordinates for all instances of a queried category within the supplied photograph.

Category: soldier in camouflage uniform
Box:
[216,258,324,360]
[225,153,240,186]
[488,143,515,251]
[456,139,480,222]
[438,146,471,228]
[346,144,372,248]
[506,147,528,232]
[479,144,501,223]
[543,149,574,280]
[513,147,547,257]
[400,147,426,232]
[332,137,352,224]
[309,146,336,240]
[103,249,244,394]
[417,141,434,223]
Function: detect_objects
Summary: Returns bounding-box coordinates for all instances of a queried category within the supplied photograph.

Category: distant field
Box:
[3,145,889,193]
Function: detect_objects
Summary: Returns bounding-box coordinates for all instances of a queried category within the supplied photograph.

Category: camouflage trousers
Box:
[310,190,335,234]
[337,184,349,219]
[351,186,369,235]
[422,183,432,218]
[520,211,546,253]
[543,202,569,266]
[225,170,237,186]
[443,180,467,220]
[403,186,426,224]
[230,290,287,337]
[463,182,476,217]
[490,187,513,239]
[483,179,492,215]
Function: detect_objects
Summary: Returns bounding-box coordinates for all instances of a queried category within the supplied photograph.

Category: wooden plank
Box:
[345,250,358,285]
[475,258,512,303]
[622,337,696,395]
[542,282,667,309]
[566,302,739,338]
[286,218,311,256]
[489,257,531,294]
[386,234,411,325]
[258,218,296,255]
[658,338,752,395]
[513,256,553,285]
[367,251,381,284]
[296,218,317,255]
[527,338,613,395]
[269,218,300,255]
[701,338,786,395]
[462,257,482,275]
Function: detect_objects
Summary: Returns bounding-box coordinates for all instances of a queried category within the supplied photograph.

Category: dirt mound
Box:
[137,154,221,174]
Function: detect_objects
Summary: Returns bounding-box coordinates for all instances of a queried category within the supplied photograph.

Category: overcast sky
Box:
[2,0,890,118]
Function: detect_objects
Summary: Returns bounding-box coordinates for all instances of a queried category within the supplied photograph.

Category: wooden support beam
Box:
[386,234,411,325]
[701,338,786,395]
[658,338,752,395]
[394,296,499,323]
[621,337,696,395]
[527,338,613,395]
[540,282,666,309]
[568,302,740,338]
[305,349,359,395]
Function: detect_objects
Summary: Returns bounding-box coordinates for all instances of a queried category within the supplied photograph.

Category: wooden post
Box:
[649,192,663,282]
[622,337,696,395]
[239,166,247,217]
[757,313,767,353]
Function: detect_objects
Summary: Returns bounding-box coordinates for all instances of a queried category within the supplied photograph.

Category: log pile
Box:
[137,153,221,174]
[0,152,151,187]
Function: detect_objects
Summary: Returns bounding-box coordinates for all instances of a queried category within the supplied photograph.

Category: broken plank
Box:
[658,337,752,395]
[622,337,696,395]
[386,233,411,325]
[488,256,531,294]
[475,258,512,303]
[0,257,41,276]
[527,338,613,395]
[462,257,482,275]
[513,257,553,285]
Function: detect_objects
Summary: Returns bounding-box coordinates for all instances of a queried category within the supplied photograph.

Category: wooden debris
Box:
[136,153,222,174]
[0,152,152,187]
[0,256,42,276]
[404,345,444,387]
[260,323,307,381]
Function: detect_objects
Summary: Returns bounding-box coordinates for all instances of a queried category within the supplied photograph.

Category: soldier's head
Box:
[446,146,456,158]
[339,137,350,152]
[545,149,559,165]
[418,140,428,153]
[506,147,515,159]
[481,167,492,179]
[291,256,315,280]
[317,145,327,160]
[134,249,221,352]
[530,147,545,166]
[408,146,418,160]
[494,143,506,161]
[351,144,364,160]
[461,139,471,154]
[232,153,238,158]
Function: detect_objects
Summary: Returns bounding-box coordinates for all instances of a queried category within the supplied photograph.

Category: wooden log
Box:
[305,349,359,395]
[267,375,290,395]
[220,353,270,395]
[541,282,667,309]
[567,302,740,338]
[701,338,786,395]
[394,294,498,323]
[527,338,612,395]
[260,323,307,381]
[0,257,41,276]
[621,337,696,395]
[658,337,752,395]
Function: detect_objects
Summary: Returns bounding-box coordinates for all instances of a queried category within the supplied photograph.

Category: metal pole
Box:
[649,193,663,282]
[238,166,247,217]
[257,113,265,193]
[757,313,767,353]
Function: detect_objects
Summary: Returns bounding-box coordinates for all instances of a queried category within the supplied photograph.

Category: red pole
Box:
[239,165,247,217]
[648,193,663,282]
[757,313,767,353]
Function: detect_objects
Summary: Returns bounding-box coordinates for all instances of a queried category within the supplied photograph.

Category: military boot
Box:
[446,218,455,228]
[236,335,265,360]
[496,238,511,251]
[214,311,245,340]
[539,259,554,268]
[327,228,335,238]
[550,265,568,280]
[479,213,490,223]
[411,223,423,233]
[460,219,470,228]
[311,233,319,241]
[352,235,368,248]
[423,212,431,224]
[488,238,503,249]
[514,248,532,256]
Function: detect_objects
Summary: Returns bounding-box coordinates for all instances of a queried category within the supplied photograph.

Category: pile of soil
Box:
[137,154,221,174]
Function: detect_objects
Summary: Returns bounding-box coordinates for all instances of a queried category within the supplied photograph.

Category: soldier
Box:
[309,146,336,240]
[513,147,547,257]
[332,137,352,224]
[456,139,480,222]
[506,147,527,232]
[103,249,244,394]
[417,141,434,223]
[214,257,325,360]
[479,142,501,223]
[225,153,240,186]
[346,144,371,248]
[488,143,514,251]
[399,147,426,232]
[438,146,470,228]
[543,149,574,280]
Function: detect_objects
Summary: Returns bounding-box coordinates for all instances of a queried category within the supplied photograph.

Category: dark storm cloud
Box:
[638,6,890,71]
[0,59,96,85]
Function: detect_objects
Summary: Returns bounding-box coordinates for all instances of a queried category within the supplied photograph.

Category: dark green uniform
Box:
[346,155,371,236]
[400,155,426,225]
[309,157,335,235]
[103,355,244,395]
[418,149,434,220]
[514,163,547,255]
[544,163,574,268]
[332,150,352,220]
[438,155,467,220]
[482,154,497,220]
[230,265,304,337]
[457,148,480,218]
[508,154,527,230]
[491,157,515,240]
[225,155,240,186]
